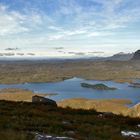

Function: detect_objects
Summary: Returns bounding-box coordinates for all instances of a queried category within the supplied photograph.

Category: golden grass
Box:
[126,103,140,117]
[0,88,131,115]
[0,88,140,117]
[58,98,140,117]
[57,98,131,115]
[0,88,48,102]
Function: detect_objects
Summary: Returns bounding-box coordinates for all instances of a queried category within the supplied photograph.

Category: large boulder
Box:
[132,50,140,60]
[32,95,57,107]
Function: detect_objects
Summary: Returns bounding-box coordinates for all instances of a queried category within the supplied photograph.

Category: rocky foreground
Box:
[0,100,140,140]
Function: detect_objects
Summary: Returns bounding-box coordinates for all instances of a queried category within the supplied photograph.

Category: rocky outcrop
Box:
[132,50,140,60]
[32,95,57,107]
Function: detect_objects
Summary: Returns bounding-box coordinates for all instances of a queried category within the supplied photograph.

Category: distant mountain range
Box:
[105,52,134,61]
[0,50,139,61]
[0,53,35,57]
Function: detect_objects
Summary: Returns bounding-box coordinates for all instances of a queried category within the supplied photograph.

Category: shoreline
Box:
[0,88,49,102]
[0,88,139,117]
[0,76,136,84]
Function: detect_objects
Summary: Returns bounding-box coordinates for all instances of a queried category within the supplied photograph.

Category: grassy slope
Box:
[126,103,140,117]
[58,98,140,118]
[0,100,140,140]
[0,88,139,117]
[57,98,130,115]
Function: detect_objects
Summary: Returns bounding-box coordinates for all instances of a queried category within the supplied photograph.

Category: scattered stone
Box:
[121,130,140,138]
[98,114,103,118]
[63,131,75,137]
[62,121,71,125]
[137,124,140,128]
[34,133,75,140]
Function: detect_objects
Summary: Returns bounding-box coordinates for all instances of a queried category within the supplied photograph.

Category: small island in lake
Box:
[129,82,140,88]
[81,83,117,90]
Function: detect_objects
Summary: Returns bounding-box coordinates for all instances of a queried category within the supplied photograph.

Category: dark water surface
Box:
[0,77,140,106]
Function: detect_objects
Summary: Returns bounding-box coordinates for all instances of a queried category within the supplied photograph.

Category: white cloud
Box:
[48,26,63,31]
[48,34,64,40]
[0,0,139,57]
[87,32,113,37]
[0,5,28,36]
[57,0,140,31]
[0,0,139,38]
[0,4,44,36]
[48,29,113,40]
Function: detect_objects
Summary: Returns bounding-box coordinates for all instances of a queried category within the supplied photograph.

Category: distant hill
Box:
[132,50,140,60]
[106,52,134,61]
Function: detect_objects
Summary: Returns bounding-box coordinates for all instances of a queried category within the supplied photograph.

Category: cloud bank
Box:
[0,0,139,57]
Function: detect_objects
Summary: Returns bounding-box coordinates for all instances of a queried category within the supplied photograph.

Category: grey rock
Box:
[32,95,57,107]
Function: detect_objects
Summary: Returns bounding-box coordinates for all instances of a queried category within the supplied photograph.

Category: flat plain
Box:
[0,60,140,84]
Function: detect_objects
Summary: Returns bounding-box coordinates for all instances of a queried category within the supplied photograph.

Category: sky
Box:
[0,0,140,58]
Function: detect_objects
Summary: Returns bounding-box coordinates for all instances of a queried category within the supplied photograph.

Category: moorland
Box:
[0,59,140,139]
[0,100,140,140]
[0,60,140,84]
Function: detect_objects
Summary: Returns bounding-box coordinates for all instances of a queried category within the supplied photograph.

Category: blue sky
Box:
[0,0,140,57]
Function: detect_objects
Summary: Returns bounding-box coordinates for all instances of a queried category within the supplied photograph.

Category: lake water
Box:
[0,77,140,106]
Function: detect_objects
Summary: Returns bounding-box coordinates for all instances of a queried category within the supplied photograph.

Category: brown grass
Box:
[126,103,140,117]
[0,88,48,102]
[58,98,140,117]
[0,88,140,117]
[57,98,131,115]
[0,60,140,84]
